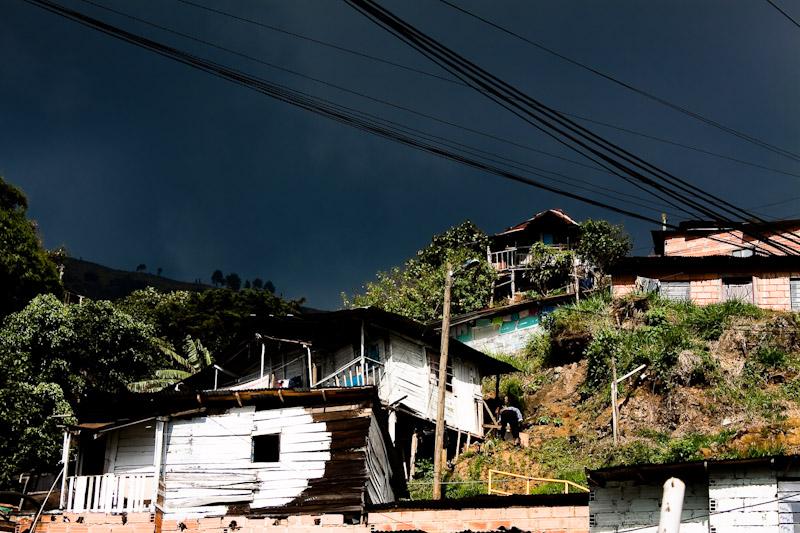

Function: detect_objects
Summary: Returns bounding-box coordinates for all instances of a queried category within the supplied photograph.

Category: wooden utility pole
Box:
[610,356,619,445]
[432,263,454,500]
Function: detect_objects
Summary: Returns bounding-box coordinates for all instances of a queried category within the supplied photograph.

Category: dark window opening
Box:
[252,434,280,462]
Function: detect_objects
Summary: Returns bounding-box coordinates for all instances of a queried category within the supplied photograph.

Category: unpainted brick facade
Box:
[14,505,589,533]
[612,271,798,311]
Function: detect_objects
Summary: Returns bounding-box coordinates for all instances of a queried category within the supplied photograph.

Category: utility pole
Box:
[432,263,453,500]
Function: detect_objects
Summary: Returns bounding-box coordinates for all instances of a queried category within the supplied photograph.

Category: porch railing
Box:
[64,473,154,513]
[313,357,384,388]
[488,245,569,271]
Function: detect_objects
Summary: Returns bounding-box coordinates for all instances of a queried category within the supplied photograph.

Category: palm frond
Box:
[154,369,192,380]
[128,379,174,393]
[154,337,191,370]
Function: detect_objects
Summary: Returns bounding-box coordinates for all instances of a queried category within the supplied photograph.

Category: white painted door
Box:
[778,480,800,532]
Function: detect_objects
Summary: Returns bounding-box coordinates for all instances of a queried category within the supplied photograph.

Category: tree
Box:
[252,278,264,290]
[157,267,163,277]
[244,280,251,289]
[117,286,300,354]
[0,176,62,316]
[136,264,147,272]
[264,280,276,294]
[575,219,632,276]
[129,335,213,392]
[345,221,495,322]
[0,294,162,484]
[211,270,224,287]
[521,242,573,295]
[225,272,242,291]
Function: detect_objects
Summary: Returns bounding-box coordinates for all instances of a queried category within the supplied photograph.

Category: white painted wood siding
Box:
[162,405,331,514]
[382,336,430,416]
[112,423,155,475]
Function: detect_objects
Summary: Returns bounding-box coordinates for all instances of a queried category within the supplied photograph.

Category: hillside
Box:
[432,293,800,498]
[62,257,210,300]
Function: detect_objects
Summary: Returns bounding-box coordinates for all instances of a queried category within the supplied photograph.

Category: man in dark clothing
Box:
[498,396,523,443]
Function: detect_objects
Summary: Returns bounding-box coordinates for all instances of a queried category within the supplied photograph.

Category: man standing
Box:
[498,396,523,445]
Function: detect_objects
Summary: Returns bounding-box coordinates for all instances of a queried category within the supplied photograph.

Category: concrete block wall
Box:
[369,505,588,533]
[589,480,709,533]
[708,466,779,532]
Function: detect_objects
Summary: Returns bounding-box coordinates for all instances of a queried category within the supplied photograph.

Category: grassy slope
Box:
[432,292,800,498]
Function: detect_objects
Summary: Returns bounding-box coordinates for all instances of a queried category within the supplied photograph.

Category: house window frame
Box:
[428,351,454,392]
[252,433,281,463]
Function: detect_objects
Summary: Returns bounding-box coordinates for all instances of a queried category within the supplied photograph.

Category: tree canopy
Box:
[0,176,62,316]
[0,294,163,485]
[345,221,496,322]
[575,219,632,275]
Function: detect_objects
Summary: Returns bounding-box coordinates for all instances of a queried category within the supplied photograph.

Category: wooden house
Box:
[487,209,581,298]
[177,308,514,479]
[61,387,405,519]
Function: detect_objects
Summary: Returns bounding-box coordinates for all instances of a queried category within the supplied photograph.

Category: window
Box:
[252,434,280,462]
[660,280,690,301]
[723,277,754,303]
[791,278,800,311]
[731,247,754,258]
[428,352,453,392]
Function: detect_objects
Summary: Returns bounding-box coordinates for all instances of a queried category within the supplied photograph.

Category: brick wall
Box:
[369,505,588,533]
[14,505,589,533]
[612,272,799,311]
[663,228,800,257]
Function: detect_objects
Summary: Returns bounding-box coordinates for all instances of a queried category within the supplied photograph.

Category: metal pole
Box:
[611,355,619,446]
[360,320,366,386]
[657,477,685,533]
[432,263,453,500]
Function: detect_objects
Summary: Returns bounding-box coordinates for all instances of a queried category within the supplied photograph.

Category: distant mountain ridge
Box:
[62,257,210,300]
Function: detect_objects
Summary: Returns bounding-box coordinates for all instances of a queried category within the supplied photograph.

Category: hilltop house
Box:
[487,209,581,299]
[611,219,800,311]
[587,455,800,532]
[61,387,405,519]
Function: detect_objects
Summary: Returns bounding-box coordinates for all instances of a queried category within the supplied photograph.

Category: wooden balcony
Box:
[64,473,154,513]
[488,245,570,271]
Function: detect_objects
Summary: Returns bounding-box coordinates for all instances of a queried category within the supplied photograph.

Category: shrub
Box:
[682,300,764,340]
[756,346,787,368]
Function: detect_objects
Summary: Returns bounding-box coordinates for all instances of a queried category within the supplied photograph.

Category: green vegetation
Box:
[575,219,632,276]
[344,221,495,321]
[0,176,62,316]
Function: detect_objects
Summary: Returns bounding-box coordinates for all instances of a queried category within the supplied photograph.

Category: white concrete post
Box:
[658,477,686,533]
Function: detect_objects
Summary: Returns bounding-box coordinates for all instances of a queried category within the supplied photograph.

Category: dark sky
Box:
[2,0,799,309]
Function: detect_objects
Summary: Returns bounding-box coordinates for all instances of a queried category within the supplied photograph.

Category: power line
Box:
[65,0,686,216]
[20,0,677,231]
[173,0,800,182]
[433,0,800,164]
[345,0,800,256]
[765,0,800,30]
[563,110,800,180]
